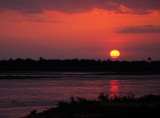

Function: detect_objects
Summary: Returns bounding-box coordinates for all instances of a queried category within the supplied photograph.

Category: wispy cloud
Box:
[116,25,160,33]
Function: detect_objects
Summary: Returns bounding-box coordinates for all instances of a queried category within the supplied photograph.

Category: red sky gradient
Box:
[0,0,160,61]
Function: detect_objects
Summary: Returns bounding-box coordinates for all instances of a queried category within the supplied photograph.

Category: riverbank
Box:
[1,71,160,80]
[22,93,160,118]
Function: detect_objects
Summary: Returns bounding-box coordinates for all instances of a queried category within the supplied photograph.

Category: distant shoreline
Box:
[1,59,160,73]
[0,71,160,79]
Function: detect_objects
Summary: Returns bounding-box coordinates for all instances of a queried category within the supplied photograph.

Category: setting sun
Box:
[110,50,120,58]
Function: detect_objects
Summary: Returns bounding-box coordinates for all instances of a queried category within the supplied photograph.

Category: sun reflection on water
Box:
[109,80,119,97]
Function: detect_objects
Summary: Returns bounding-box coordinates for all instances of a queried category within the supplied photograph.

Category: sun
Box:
[110,50,120,58]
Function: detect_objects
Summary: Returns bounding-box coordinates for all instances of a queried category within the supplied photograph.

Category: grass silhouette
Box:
[22,93,160,118]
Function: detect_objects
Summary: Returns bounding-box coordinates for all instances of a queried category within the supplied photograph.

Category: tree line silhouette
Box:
[0,57,160,73]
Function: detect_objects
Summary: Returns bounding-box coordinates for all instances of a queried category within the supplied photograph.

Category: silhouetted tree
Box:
[107,59,111,62]
[39,57,43,61]
[8,58,13,62]
[0,58,160,72]
[148,57,152,62]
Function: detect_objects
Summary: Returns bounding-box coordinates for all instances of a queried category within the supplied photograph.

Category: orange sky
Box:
[0,0,160,60]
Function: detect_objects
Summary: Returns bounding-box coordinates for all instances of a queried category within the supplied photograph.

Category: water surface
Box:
[0,72,160,118]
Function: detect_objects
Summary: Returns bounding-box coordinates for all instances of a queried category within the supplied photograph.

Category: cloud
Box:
[112,0,160,14]
[116,25,160,33]
[14,19,58,23]
[0,0,118,13]
[0,0,160,14]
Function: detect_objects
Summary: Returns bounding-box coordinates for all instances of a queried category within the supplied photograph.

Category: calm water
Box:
[0,72,160,118]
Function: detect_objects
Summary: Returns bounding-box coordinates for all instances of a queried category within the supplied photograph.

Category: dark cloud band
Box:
[116,25,160,33]
[0,0,160,14]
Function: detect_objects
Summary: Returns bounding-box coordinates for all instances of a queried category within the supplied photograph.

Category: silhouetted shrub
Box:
[23,93,160,118]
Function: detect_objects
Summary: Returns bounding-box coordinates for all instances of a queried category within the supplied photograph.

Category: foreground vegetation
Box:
[22,93,160,118]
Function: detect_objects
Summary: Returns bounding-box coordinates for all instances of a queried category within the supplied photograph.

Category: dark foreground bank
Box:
[22,93,160,118]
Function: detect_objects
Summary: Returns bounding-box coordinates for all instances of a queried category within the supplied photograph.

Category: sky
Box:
[0,0,160,61]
